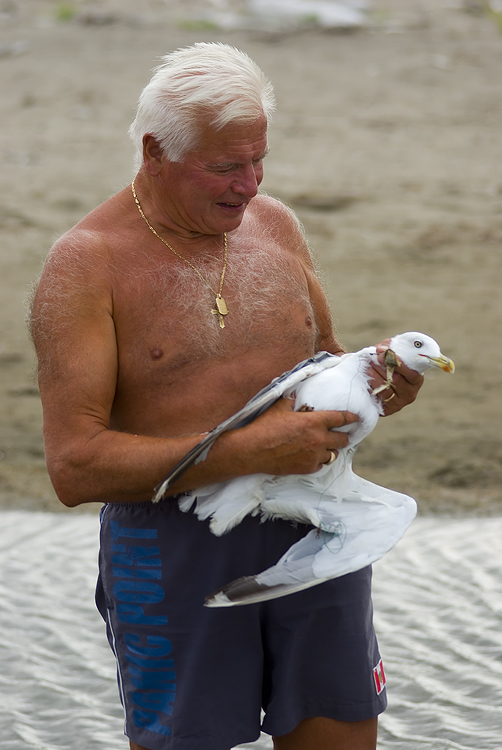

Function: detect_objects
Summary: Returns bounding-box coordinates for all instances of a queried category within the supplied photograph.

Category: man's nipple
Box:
[305,316,313,328]
[150,347,164,360]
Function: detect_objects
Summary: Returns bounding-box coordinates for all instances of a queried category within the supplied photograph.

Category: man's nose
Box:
[231,164,261,198]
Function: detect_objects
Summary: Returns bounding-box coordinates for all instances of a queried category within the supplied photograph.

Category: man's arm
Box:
[31,235,200,506]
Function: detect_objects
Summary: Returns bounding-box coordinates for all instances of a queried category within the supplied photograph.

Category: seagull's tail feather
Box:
[152,351,342,501]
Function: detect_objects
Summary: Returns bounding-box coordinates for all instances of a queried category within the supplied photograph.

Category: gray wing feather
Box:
[204,529,329,606]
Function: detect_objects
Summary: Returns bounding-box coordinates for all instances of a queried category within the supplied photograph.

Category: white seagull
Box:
[153,332,454,607]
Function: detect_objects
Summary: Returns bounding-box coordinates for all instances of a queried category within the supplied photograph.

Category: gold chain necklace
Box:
[131,180,229,328]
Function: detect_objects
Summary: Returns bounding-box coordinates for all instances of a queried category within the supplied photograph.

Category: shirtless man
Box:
[30,44,423,750]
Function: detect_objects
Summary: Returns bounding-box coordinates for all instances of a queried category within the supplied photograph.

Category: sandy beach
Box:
[1,0,501,515]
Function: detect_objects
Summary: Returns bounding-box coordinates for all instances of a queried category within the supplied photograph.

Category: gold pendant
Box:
[215,294,228,316]
[211,294,229,329]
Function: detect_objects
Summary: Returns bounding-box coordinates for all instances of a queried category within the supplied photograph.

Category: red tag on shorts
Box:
[373,659,386,695]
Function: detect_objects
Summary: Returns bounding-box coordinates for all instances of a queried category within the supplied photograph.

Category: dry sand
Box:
[1,0,501,515]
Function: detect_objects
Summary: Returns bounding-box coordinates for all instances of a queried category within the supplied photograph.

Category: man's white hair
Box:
[129,42,276,165]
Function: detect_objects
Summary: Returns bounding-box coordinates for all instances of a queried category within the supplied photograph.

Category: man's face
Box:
[160,114,269,237]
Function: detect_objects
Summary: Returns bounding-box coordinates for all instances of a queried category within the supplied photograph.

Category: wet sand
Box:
[1,0,501,514]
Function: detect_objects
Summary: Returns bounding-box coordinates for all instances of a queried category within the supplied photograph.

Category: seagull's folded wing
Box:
[152,351,342,501]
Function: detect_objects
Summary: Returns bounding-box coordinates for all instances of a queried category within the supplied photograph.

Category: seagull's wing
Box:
[205,470,417,607]
[204,529,331,607]
[153,351,342,502]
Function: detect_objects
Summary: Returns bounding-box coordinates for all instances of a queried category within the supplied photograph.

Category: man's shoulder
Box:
[248,193,307,253]
[252,192,297,216]
[49,190,127,266]
[45,229,109,284]
[249,193,304,235]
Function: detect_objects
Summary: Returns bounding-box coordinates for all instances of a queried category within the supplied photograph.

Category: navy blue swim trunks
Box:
[96,499,387,750]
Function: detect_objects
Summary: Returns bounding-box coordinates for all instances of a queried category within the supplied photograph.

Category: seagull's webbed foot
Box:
[371,349,403,397]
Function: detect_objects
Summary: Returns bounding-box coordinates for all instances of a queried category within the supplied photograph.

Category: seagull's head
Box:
[389,332,455,375]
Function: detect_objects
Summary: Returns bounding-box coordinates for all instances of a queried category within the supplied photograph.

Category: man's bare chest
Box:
[112,243,317,377]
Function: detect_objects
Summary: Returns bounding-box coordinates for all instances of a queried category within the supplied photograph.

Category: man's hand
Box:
[228,396,360,477]
[369,339,424,415]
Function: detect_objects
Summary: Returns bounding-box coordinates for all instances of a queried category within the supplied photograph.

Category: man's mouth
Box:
[218,201,246,213]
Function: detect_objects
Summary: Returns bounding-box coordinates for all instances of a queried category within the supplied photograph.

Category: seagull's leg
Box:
[371,349,402,396]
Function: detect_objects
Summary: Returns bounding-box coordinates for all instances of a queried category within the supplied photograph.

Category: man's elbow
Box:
[46,452,98,507]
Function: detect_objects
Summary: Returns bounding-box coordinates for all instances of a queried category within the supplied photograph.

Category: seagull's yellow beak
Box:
[425,354,455,373]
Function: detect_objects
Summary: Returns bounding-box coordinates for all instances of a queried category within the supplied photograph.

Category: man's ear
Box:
[142,134,164,176]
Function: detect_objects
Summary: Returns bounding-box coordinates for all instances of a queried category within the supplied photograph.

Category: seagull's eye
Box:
[413,340,423,348]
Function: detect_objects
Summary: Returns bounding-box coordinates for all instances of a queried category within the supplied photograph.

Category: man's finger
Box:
[327,410,359,429]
